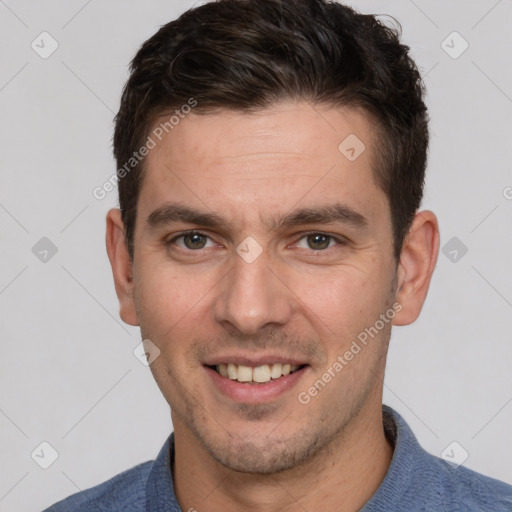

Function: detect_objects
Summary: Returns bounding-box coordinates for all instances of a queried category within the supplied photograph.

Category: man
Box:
[45,0,512,510]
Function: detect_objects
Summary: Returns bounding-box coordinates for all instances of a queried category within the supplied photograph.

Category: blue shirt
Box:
[44,405,512,511]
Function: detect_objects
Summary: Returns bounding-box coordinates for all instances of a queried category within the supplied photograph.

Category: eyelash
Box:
[166,230,347,252]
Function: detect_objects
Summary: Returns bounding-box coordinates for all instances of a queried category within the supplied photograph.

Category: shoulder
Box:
[390,446,512,511]
[425,454,512,511]
[43,460,153,512]
[370,406,512,512]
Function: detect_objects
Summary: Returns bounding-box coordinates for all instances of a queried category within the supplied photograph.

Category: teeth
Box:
[227,363,237,380]
[218,363,228,378]
[236,365,252,382]
[270,363,282,379]
[253,364,271,383]
[215,362,302,383]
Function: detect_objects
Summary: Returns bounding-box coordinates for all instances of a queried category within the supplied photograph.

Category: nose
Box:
[213,247,295,335]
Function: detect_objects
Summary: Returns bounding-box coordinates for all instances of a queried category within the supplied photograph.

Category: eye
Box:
[170,231,216,250]
[295,233,341,251]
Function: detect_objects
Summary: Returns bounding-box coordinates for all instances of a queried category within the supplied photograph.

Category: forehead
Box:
[139,101,389,232]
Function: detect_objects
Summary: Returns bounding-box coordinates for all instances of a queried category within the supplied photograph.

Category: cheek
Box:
[133,262,216,342]
[291,267,379,334]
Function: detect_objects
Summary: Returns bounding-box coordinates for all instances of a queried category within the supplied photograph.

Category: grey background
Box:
[1,0,511,510]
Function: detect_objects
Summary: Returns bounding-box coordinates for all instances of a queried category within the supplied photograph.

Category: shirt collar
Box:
[145,432,180,512]
[360,405,430,511]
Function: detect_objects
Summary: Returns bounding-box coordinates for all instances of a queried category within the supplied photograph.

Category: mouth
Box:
[204,355,310,403]
[207,363,306,384]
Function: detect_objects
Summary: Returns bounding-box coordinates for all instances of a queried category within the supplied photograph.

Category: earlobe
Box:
[392,210,440,326]
[105,208,140,326]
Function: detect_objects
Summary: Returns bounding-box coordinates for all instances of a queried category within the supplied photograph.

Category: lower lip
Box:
[204,365,308,404]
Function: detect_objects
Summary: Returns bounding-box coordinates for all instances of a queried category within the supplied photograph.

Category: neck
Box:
[172,404,394,512]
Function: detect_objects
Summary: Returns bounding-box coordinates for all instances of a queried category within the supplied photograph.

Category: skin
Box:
[106,100,439,512]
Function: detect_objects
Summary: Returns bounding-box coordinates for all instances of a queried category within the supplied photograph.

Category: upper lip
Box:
[204,354,309,367]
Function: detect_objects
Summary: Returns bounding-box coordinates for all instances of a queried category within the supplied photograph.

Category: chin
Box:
[200,428,325,475]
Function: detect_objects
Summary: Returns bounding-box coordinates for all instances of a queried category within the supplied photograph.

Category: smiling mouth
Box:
[208,363,306,384]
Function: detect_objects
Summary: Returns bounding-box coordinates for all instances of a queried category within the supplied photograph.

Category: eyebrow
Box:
[145,202,369,232]
[271,204,369,232]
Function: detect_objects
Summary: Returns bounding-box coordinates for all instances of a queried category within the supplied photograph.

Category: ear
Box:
[105,208,139,326]
[392,210,440,326]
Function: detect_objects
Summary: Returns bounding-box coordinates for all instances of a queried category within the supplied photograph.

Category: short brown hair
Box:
[113,0,429,262]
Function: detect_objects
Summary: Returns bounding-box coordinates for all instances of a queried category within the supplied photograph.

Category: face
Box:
[128,101,401,474]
